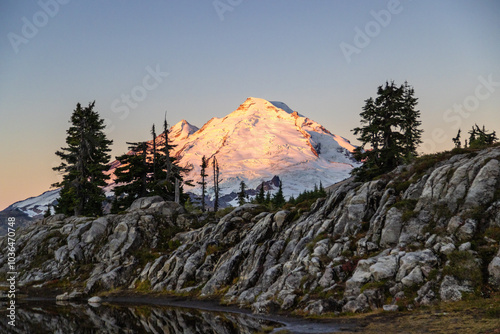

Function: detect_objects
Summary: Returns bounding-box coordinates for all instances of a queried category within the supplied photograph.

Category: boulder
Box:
[128,196,164,211]
[342,294,368,313]
[380,208,403,247]
[383,304,399,312]
[439,276,473,302]
[88,296,102,303]
[82,217,109,244]
[369,255,398,281]
[396,250,438,282]
[401,266,424,287]
[252,300,279,314]
[464,159,500,208]
[280,293,297,310]
[488,254,500,287]
[440,243,456,255]
[457,219,477,241]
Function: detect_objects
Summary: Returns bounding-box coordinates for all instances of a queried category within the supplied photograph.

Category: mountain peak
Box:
[231,97,297,120]
[169,119,199,141]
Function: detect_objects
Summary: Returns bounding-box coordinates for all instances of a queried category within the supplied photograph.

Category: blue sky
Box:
[1,0,499,210]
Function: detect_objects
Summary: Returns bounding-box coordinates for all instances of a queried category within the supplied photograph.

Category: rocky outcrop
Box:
[1,147,500,315]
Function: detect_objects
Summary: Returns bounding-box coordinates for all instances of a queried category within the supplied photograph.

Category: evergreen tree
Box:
[319,181,326,196]
[468,124,497,148]
[237,181,247,206]
[162,117,174,182]
[44,205,52,218]
[157,116,186,202]
[198,155,208,212]
[148,123,169,197]
[53,101,112,216]
[400,82,423,160]
[256,182,266,204]
[212,155,221,212]
[272,181,286,208]
[452,129,462,148]
[352,81,422,180]
[265,191,271,204]
[150,124,158,182]
[112,141,149,212]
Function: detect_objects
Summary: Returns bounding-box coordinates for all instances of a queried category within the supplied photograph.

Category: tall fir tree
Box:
[112,141,149,212]
[400,82,423,160]
[256,182,266,204]
[452,129,462,148]
[352,81,423,180]
[150,124,158,183]
[265,191,271,204]
[157,115,186,202]
[198,155,208,212]
[212,155,221,212]
[53,101,112,216]
[272,180,286,208]
[237,180,247,206]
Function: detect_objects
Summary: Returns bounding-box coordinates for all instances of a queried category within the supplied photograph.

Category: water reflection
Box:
[0,300,281,334]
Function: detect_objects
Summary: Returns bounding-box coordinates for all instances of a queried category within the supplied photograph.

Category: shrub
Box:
[485,226,500,241]
[360,280,387,293]
[391,199,418,211]
[135,280,151,292]
[443,250,482,292]
[133,249,159,266]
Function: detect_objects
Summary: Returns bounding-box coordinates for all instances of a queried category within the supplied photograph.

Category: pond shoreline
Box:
[103,293,359,333]
[15,288,500,333]
[20,290,359,333]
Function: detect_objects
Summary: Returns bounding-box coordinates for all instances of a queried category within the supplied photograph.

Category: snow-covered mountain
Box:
[0,189,59,235]
[167,97,357,202]
[1,97,359,224]
[106,97,358,206]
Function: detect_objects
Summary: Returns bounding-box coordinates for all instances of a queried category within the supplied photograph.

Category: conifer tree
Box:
[400,82,423,160]
[265,191,271,204]
[162,117,174,183]
[256,182,266,204]
[272,180,286,208]
[157,116,186,202]
[468,124,497,148]
[112,141,149,212]
[238,181,247,206]
[150,124,158,182]
[352,81,422,180]
[319,181,326,196]
[53,101,112,216]
[148,123,169,197]
[452,129,462,148]
[212,155,221,212]
[198,155,208,212]
[44,205,52,218]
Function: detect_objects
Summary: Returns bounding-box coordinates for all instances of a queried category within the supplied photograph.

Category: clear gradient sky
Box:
[1,0,499,210]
